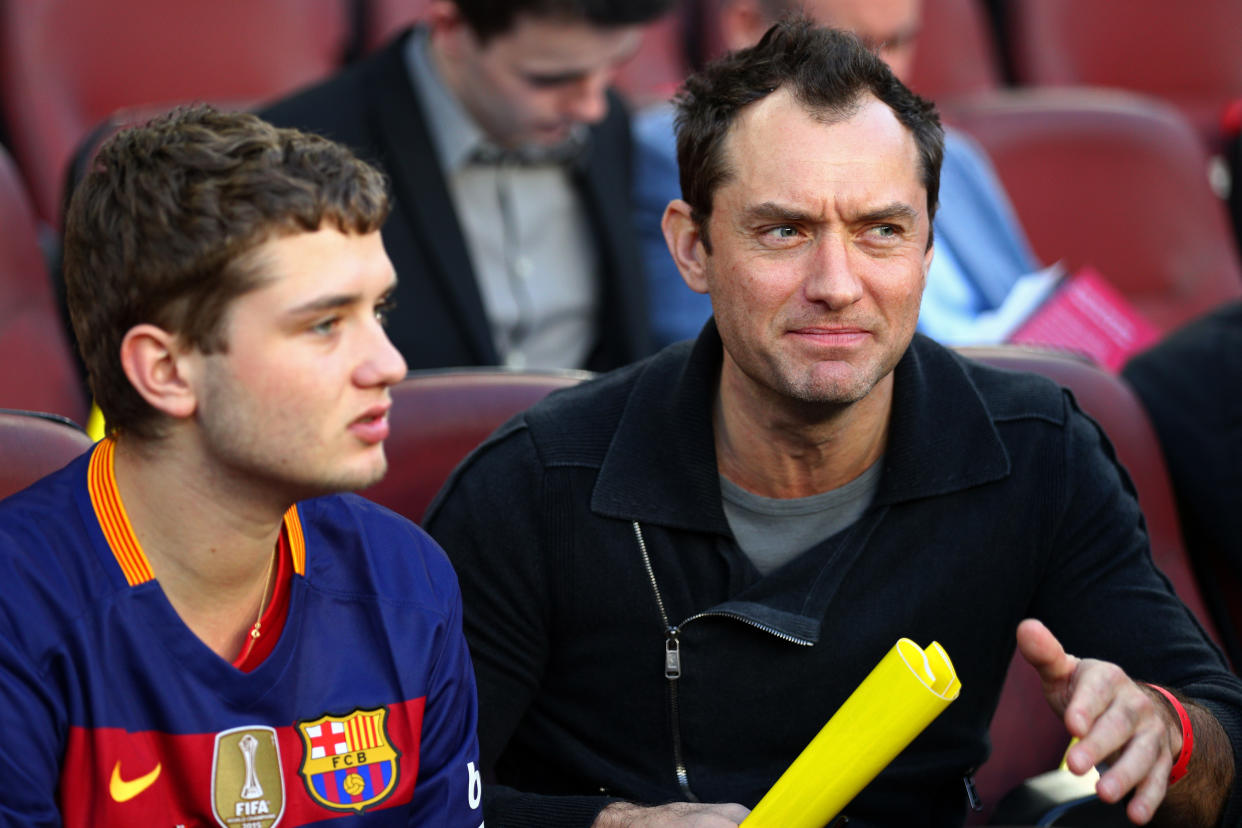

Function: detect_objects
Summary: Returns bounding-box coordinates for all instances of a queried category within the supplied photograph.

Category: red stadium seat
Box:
[0,145,88,425]
[1008,0,1242,151]
[360,368,589,524]
[0,0,352,225]
[907,0,1003,102]
[613,11,691,109]
[0,410,94,501]
[947,88,1242,333]
[957,344,1226,824]
[358,0,430,52]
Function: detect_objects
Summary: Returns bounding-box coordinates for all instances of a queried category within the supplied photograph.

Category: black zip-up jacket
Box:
[426,323,1242,827]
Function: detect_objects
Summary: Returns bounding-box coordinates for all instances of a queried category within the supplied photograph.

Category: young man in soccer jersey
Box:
[0,106,483,826]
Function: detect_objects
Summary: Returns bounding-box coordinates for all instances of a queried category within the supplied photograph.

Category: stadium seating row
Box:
[5,88,1237,430]
[3,0,1241,226]
[0,145,87,423]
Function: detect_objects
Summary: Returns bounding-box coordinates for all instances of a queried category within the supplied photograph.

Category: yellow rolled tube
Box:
[742,638,961,828]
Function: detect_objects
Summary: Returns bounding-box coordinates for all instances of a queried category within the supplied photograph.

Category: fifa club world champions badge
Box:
[211,726,286,828]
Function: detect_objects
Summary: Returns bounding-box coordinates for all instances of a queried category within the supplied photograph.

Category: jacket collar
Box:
[366,28,497,364]
[592,321,1011,531]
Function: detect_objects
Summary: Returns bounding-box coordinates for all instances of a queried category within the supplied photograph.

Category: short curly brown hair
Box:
[63,104,390,440]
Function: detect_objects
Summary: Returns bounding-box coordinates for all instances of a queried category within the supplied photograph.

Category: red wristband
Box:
[1145,683,1194,785]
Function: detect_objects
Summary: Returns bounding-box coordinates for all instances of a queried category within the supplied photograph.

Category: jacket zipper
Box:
[632,522,819,802]
[632,521,699,801]
[963,768,983,812]
[677,609,815,647]
[634,526,975,818]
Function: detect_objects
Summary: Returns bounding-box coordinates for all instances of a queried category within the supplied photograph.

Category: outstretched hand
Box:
[593,801,751,827]
[1016,618,1181,824]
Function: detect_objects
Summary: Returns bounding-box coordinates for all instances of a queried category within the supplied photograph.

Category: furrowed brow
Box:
[742,202,816,224]
[855,203,920,224]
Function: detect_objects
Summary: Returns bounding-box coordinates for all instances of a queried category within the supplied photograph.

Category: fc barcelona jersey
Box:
[0,441,483,827]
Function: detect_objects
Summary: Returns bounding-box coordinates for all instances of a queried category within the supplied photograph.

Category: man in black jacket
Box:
[262,0,670,371]
[428,19,1242,828]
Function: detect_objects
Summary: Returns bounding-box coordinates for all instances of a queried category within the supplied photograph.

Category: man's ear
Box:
[922,240,935,293]
[118,325,198,421]
[662,198,711,295]
[428,0,469,54]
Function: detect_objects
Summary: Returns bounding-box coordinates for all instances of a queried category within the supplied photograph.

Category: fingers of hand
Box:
[1062,675,1175,821]
[1092,714,1169,801]
[1016,619,1078,700]
[1063,659,1133,746]
[684,803,750,825]
[1121,750,1172,826]
[635,801,751,826]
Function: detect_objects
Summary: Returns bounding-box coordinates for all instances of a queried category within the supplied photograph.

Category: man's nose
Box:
[562,72,610,125]
[355,321,408,388]
[803,237,864,310]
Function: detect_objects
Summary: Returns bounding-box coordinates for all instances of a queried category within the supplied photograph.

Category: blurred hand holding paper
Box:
[742,639,962,828]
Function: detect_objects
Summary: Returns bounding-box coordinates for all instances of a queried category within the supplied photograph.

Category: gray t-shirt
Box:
[721,460,883,575]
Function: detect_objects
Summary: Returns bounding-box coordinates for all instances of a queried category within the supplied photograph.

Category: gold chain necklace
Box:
[248,549,277,641]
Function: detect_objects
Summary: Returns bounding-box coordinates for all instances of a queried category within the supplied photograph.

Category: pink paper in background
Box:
[1007,266,1163,372]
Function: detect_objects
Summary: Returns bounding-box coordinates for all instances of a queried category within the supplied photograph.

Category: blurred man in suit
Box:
[264,0,673,371]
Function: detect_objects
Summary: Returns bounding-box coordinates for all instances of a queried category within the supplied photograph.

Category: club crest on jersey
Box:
[297,707,400,812]
[211,725,285,828]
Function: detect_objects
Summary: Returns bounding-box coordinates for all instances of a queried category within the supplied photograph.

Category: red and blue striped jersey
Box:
[0,441,483,827]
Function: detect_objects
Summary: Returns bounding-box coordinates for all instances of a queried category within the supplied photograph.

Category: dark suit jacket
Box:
[261,28,651,371]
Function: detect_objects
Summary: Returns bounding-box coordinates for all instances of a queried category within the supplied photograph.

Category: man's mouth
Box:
[348,404,391,445]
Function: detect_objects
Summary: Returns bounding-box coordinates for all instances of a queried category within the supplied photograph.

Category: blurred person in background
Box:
[1123,300,1242,663]
[263,0,674,373]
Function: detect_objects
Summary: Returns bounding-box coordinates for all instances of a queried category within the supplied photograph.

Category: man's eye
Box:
[524,74,578,89]
[765,225,799,239]
[375,299,395,326]
[870,224,899,239]
[311,317,340,335]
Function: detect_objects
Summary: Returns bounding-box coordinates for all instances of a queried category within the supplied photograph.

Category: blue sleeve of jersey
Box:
[406,548,483,828]
[0,608,63,826]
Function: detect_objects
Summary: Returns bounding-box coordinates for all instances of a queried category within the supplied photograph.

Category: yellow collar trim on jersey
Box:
[87,438,306,586]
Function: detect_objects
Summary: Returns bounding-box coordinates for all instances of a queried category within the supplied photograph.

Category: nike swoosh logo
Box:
[109,760,161,802]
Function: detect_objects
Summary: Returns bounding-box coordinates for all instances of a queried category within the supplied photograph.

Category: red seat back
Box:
[0,410,94,501]
[613,12,691,109]
[948,88,1242,333]
[907,0,1003,102]
[0,0,351,224]
[359,0,429,52]
[1009,0,1242,149]
[0,145,88,424]
[957,344,1223,823]
[361,368,589,523]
